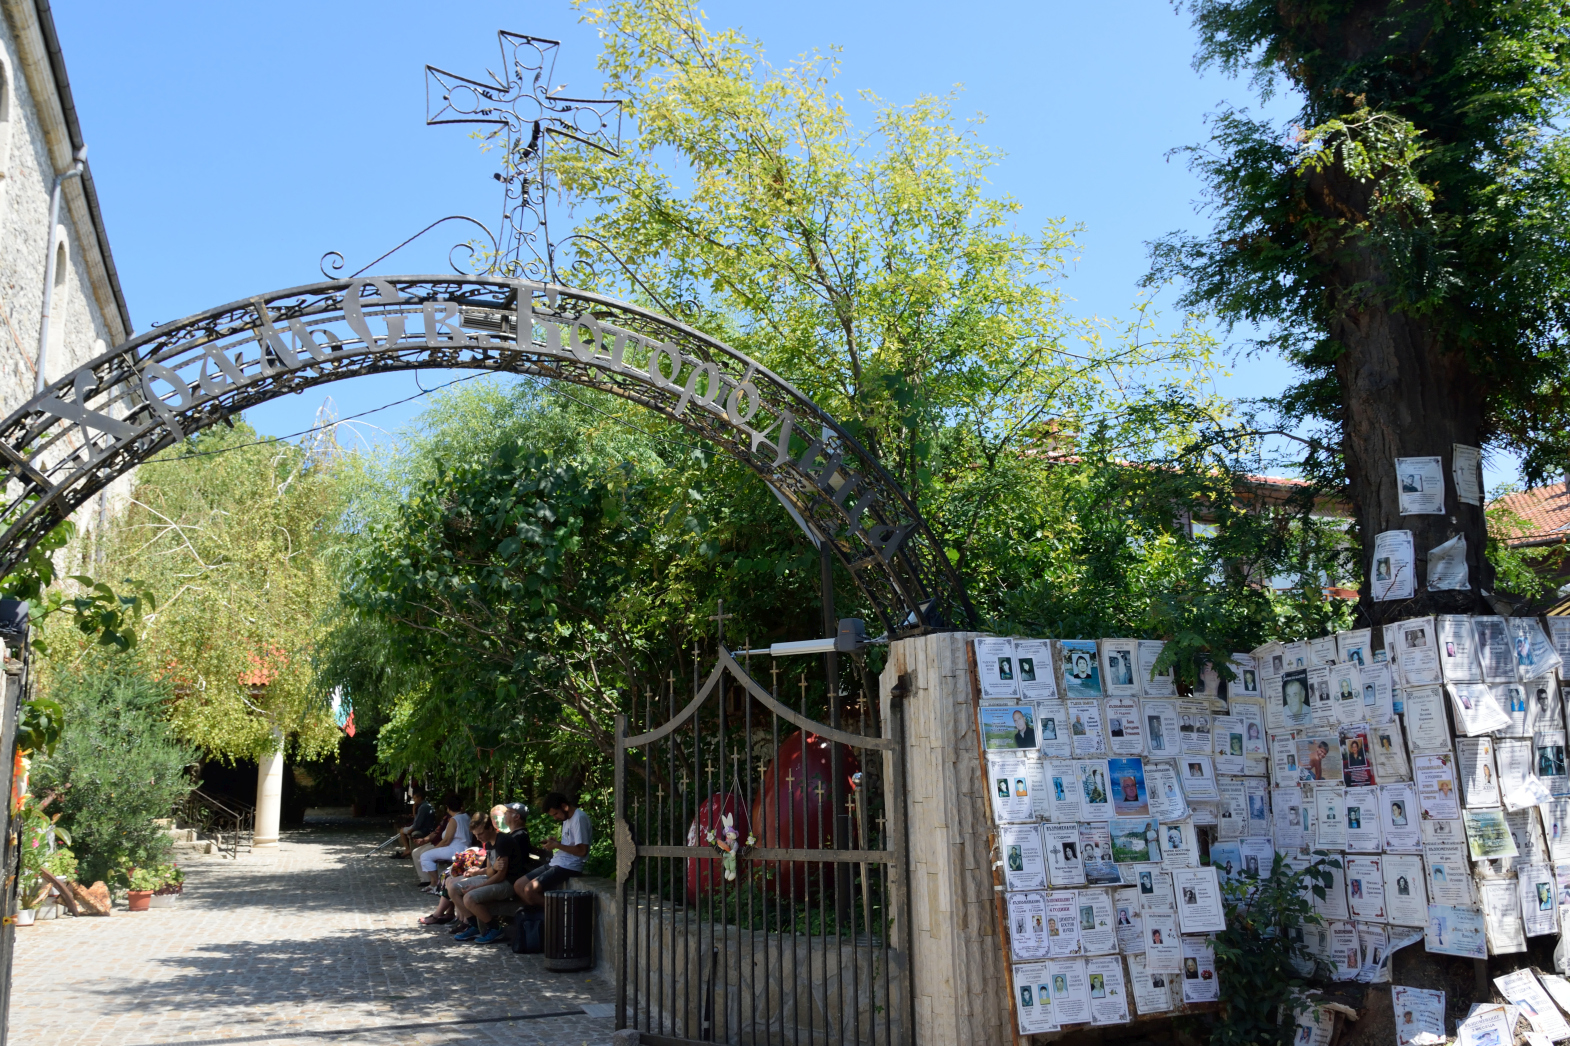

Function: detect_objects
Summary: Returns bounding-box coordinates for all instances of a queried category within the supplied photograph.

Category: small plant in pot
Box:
[125,867,161,911]
[149,863,183,907]
[17,799,75,921]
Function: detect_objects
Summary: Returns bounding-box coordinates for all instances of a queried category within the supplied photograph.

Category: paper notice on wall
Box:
[1518,865,1560,939]
[1345,786,1383,852]
[1068,700,1108,757]
[1383,853,1428,927]
[974,638,1021,700]
[1474,616,1518,683]
[1035,700,1072,759]
[1346,855,1387,921]
[1396,456,1447,514]
[1042,823,1087,888]
[1000,824,1049,891]
[1137,639,1176,697]
[1160,819,1199,869]
[1481,877,1529,954]
[1372,530,1417,601]
[1427,534,1469,591]
[1371,718,1412,783]
[1427,903,1488,958]
[1180,935,1220,1003]
[1142,700,1179,759]
[1495,968,1570,1040]
[1100,639,1140,699]
[1465,808,1519,861]
[1451,683,1514,737]
[1007,891,1051,960]
[1424,840,1474,906]
[1013,639,1058,701]
[1106,698,1144,756]
[1453,444,1484,506]
[1012,960,1060,1035]
[1402,686,1454,754]
[987,752,1041,823]
[1045,759,1082,822]
[1381,781,1422,852]
[1457,1005,1516,1046]
[1173,867,1227,933]
[1393,984,1447,1046]
[1076,888,1118,956]
[1145,761,1188,821]
[1393,617,1443,685]
[1292,996,1336,1045]
[1437,615,1483,683]
[1458,737,1502,808]
[1086,954,1130,1026]
[1550,620,1570,678]
[1128,953,1176,1015]
[1114,887,1144,953]
[1046,958,1091,1024]
[1415,754,1461,822]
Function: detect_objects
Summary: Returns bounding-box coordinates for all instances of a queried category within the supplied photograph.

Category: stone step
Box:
[163,827,197,844]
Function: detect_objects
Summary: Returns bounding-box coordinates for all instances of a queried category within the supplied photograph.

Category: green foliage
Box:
[59,421,348,762]
[29,659,198,884]
[15,695,64,756]
[1212,852,1339,1046]
[16,798,74,905]
[1153,0,1570,484]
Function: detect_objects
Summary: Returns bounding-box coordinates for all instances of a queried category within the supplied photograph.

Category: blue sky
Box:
[50,1,1519,485]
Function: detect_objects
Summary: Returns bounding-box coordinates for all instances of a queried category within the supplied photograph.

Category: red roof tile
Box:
[1492,481,1570,545]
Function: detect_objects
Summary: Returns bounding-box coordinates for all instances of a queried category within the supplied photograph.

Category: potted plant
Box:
[149,863,184,907]
[126,867,160,911]
[17,800,74,921]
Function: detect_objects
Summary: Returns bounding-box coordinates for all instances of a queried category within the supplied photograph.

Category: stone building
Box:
[0,0,134,568]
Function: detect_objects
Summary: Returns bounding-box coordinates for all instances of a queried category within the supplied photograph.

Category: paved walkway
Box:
[8,819,616,1046]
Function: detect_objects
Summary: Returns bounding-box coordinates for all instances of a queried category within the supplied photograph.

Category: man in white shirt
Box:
[516,792,591,905]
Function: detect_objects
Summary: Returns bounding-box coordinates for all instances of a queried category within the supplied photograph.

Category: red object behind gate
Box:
[750,730,859,900]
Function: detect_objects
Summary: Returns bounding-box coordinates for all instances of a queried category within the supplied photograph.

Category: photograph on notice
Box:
[980,706,1039,750]
[1060,640,1103,698]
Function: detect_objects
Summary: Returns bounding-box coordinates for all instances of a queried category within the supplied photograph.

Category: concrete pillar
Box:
[252,729,284,848]
[880,631,1008,1046]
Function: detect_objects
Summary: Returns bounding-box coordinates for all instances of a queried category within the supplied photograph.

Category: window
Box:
[45,231,67,378]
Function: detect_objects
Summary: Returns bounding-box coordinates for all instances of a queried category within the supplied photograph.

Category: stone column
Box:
[252,728,284,849]
[881,631,1008,1046]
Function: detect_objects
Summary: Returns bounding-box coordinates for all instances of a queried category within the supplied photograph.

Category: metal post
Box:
[885,683,915,1046]
[613,713,628,1031]
[34,147,87,395]
[822,544,853,925]
[0,617,31,1046]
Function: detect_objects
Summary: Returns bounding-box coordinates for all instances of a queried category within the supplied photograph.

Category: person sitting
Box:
[392,784,436,860]
[417,793,473,891]
[409,808,451,882]
[452,805,532,943]
[515,792,590,907]
[421,812,494,928]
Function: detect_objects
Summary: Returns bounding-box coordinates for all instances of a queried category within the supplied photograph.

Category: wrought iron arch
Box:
[0,276,974,636]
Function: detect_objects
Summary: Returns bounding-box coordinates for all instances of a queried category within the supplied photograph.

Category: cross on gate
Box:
[709,600,729,647]
[426,31,622,281]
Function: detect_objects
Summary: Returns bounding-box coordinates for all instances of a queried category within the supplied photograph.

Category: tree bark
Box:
[1323,235,1493,626]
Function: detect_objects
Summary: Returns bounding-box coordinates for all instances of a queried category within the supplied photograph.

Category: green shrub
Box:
[30,660,198,884]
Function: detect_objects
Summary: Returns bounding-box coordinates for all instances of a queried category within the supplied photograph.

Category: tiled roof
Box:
[1491,480,1570,546]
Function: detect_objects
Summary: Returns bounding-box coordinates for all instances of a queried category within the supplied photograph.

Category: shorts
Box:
[463,881,517,904]
[450,874,488,893]
[523,864,579,892]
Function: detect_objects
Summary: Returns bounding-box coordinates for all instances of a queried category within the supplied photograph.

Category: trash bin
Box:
[544,889,595,971]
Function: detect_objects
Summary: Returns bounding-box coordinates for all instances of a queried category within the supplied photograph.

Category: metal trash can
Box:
[543,889,595,971]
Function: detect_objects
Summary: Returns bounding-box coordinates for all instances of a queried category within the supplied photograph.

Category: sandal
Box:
[419,914,454,926]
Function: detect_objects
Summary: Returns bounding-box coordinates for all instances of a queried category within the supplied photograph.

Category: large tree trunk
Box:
[1313,189,1493,627]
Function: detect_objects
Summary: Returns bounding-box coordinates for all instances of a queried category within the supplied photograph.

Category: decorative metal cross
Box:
[426,31,623,282]
[709,600,729,647]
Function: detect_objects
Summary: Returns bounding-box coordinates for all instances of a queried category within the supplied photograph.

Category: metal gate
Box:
[614,647,911,1046]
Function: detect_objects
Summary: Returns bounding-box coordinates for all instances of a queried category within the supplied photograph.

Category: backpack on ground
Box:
[509,908,544,953]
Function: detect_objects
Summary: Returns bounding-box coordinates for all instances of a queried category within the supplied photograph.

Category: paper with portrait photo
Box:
[1458,737,1501,809]
[1142,761,1186,821]
[1330,662,1364,726]
[1034,700,1072,759]
[1497,737,1542,810]
[1173,867,1226,933]
[1341,725,1378,788]
[1181,935,1220,1003]
[1068,699,1108,757]
[1356,923,1391,984]
[1530,681,1566,734]
[1402,686,1454,756]
[1373,530,1417,601]
[1273,787,1307,852]
[1396,456,1446,514]
[1345,786,1383,852]
[1229,652,1262,698]
[1537,972,1570,1027]
[1076,759,1114,821]
[1449,682,1513,737]
[1495,969,1570,1041]
[1473,615,1517,683]
[1086,953,1130,1026]
[1297,735,1343,785]
[1458,1005,1515,1046]
[1541,798,1570,861]
[1179,701,1213,756]
[1076,888,1118,956]
[1280,668,1313,730]
[974,638,1020,701]
[1213,716,1246,775]
[1315,786,1349,850]
[1328,920,1360,981]
[1308,636,1337,668]
[1427,903,1488,959]
[1334,629,1370,669]
[1265,676,1287,733]
[1134,865,1174,911]
[1245,777,1270,834]
[1238,836,1274,880]
[1160,819,1199,869]
[1142,909,1180,971]
[1358,660,1397,726]
[1100,639,1139,699]
[1046,958,1091,1025]
[1550,620,1570,679]
[1179,755,1219,801]
[1415,754,1461,821]
[1392,617,1443,685]
[1041,890,1081,957]
[1012,960,1060,1036]
[987,752,1041,823]
[1000,823,1049,892]
[1217,778,1246,841]
[1081,824,1121,885]
[1115,887,1144,953]
[1518,865,1559,939]
[1128,953,1176,1015]
[1013,639,1058,701]
[1437,614,1483,683]
[1309,664,1335,727]
[1007,890,1051,960]
[1142,699,1179,759]
[1393,985,1447,1046]
[1060,640,1103,699]
[1371,717,1411,782]
[1311,855,1350,921]
[1042,823,1087,888]
[1512,618,1563,682]
[1383,854,1428,927]
[1209,840,1243,883]
[1345,855,1387,922]
[1106,756,1150,817]
[1424,841,1474,906]
[1110,818,1161,865]
[1381,781,1422,852]
[1233,698,1267,756]
[1044,758,1082,822]
[1509,807,1551,868]
[1101,697,1142,757]
[1481,877,1529,954]
[980,704,1043,752]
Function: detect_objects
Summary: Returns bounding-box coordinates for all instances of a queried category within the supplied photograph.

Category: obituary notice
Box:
[1396,456,1446,514]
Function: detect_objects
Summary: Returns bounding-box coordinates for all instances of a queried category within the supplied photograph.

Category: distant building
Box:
[0,0,134,572]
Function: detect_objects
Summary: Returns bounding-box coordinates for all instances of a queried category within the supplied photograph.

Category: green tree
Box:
[29,659,197,884]
[1151,0,1570,619]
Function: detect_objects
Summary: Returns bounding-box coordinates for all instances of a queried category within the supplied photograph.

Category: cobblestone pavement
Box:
[8,818,616,1045]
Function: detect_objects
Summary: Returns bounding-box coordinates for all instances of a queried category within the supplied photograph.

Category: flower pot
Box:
[148,892,181,908]
[127,890,152,912]
[37,901,60,920]
[14,909,34,926]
